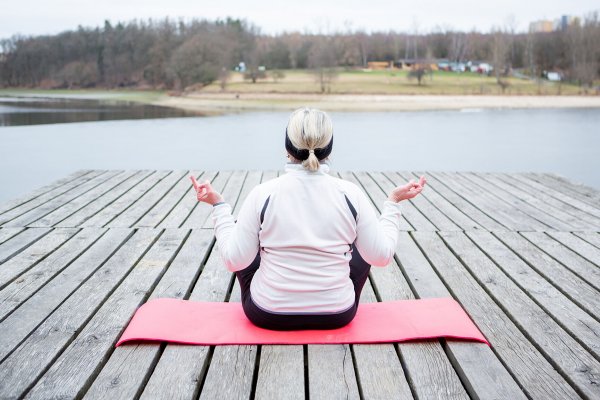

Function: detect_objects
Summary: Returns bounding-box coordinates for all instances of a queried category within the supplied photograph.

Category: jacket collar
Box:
[284,162,330,175]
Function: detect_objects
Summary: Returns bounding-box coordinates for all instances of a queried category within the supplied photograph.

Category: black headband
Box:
[285,127,333,161]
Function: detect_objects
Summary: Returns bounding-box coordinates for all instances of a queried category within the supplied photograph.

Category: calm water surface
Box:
[0,96,198,126]
[0,101,598,203]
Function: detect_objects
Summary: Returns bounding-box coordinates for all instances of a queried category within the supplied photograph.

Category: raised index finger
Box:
[190,175,200,190]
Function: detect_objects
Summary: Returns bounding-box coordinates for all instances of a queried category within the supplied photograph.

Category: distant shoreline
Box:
[2,89,600,115]
[154,93,600,115]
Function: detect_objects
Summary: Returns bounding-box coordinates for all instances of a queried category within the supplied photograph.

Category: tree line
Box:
[0,14,598,90]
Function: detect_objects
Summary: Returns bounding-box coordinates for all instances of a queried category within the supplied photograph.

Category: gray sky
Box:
[1,0,598,39]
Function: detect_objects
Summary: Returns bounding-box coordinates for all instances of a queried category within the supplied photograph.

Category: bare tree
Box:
[567,12,599,91]
[308,36,338,93]
[449,32,468,62]
[491,27,511,93]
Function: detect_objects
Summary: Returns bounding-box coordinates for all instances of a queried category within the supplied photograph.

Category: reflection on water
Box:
[0,96,200,126]
[0,106,599,203]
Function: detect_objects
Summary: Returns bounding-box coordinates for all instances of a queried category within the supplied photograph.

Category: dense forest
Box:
[0,14,598,90]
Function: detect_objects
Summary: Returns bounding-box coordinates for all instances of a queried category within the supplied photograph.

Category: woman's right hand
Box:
[388,176,426,202]
[190,176,224,205]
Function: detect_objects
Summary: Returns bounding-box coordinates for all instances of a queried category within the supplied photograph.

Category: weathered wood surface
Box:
[0,169,598,399]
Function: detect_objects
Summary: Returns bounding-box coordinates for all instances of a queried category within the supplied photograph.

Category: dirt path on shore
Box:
[154,92,600,114]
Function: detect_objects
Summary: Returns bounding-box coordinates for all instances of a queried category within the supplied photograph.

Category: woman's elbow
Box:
[369,250,395,267]
[220,247,256,272]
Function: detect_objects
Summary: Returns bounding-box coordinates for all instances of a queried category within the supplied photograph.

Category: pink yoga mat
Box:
[116,297,489,346]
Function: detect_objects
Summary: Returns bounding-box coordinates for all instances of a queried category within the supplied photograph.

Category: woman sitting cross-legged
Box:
[191,107,426,330]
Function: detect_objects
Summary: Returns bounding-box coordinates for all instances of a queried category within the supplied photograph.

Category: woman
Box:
[191,107,426,330]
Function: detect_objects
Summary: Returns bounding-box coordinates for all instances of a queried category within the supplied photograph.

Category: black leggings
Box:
[235,244,372,330]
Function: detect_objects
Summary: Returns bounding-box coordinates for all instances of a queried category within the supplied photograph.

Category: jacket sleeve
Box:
[211,187,261,272]
[353,189,402,267]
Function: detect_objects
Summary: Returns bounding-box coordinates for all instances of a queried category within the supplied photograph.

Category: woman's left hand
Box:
[190,176,224,205]
[388,175,427,202]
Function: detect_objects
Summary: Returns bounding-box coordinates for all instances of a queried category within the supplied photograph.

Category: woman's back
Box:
[251,163,359,313]
[192,106,426,330]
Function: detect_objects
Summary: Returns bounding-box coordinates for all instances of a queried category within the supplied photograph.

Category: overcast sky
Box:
[1,0,598,39]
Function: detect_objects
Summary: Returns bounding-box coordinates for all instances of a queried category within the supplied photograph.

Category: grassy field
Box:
[0,69,590,100]
[0,89,165,103]
[201,69,584,96]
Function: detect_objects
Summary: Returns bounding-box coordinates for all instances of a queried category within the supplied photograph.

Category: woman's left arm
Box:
[191,176,261,272]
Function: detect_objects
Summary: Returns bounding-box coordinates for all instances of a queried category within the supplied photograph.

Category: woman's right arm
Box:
[353,176,426,266]
[354,193,402,266]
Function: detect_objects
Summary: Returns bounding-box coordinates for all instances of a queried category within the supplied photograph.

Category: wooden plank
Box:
[157,171,215,229]
[369,259,469,399]
[80,170,169,228]
[0,227,25,245]
[394,233,526,399]
[107,170,188,228]
[412,171,507,231]
[142,171,250,398]
[194,172,266,400]
[546,231,600,267]
[261,171,278,183]
[138,245,230,400]
[232,171,262,218]
[521,232,600,291]
[386,172,462,231]
[201,170,247,229]
[140,174,248,399]
[353,179,468,398]
[20,228,182,400]
[509,173,600,220]
[461,172,580,230]
[181,171,232,229]
[136,171,201,228]
[466,231,600,360]
[0,228,80,289]
[193,172,264,400]
[362,178,524,399]
[440,171,551,231]
[0,228,132,361]
[198,274,257,400]
[399,172,484,231]
[254,346,304,400]
[493,231,600,317]
[411,231,580,399]
[365,172,438,230]
[0,229,157,399]
[0,170,93,216]
[84,229,214,400]
[56,170,154,228]
[338,172,412,231]
[352,171,417,230]
[0,228,51,264]
[350,283,413,399]
[525,173,600,208]
[432,171,547,231]
[27,171,138,228]
[307,345,360,400]
[442,231,600,398]
[573,232,600,250]
[0,229,104,320]
[491,173,600,230]
[3,171,121,227]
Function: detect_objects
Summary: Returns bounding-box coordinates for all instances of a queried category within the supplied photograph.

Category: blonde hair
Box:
[286,107,333,172]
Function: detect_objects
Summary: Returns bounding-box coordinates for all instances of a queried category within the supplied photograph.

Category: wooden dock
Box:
[0,169,598,400]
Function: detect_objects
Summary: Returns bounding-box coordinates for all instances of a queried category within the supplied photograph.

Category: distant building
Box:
[367,61,393,70]
[530,15,577,33]
[554,15,577,31]
[529,20,554,33]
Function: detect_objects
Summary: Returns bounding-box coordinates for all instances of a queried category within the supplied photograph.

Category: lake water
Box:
[0,98,599,204]
[0,96,198,126]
